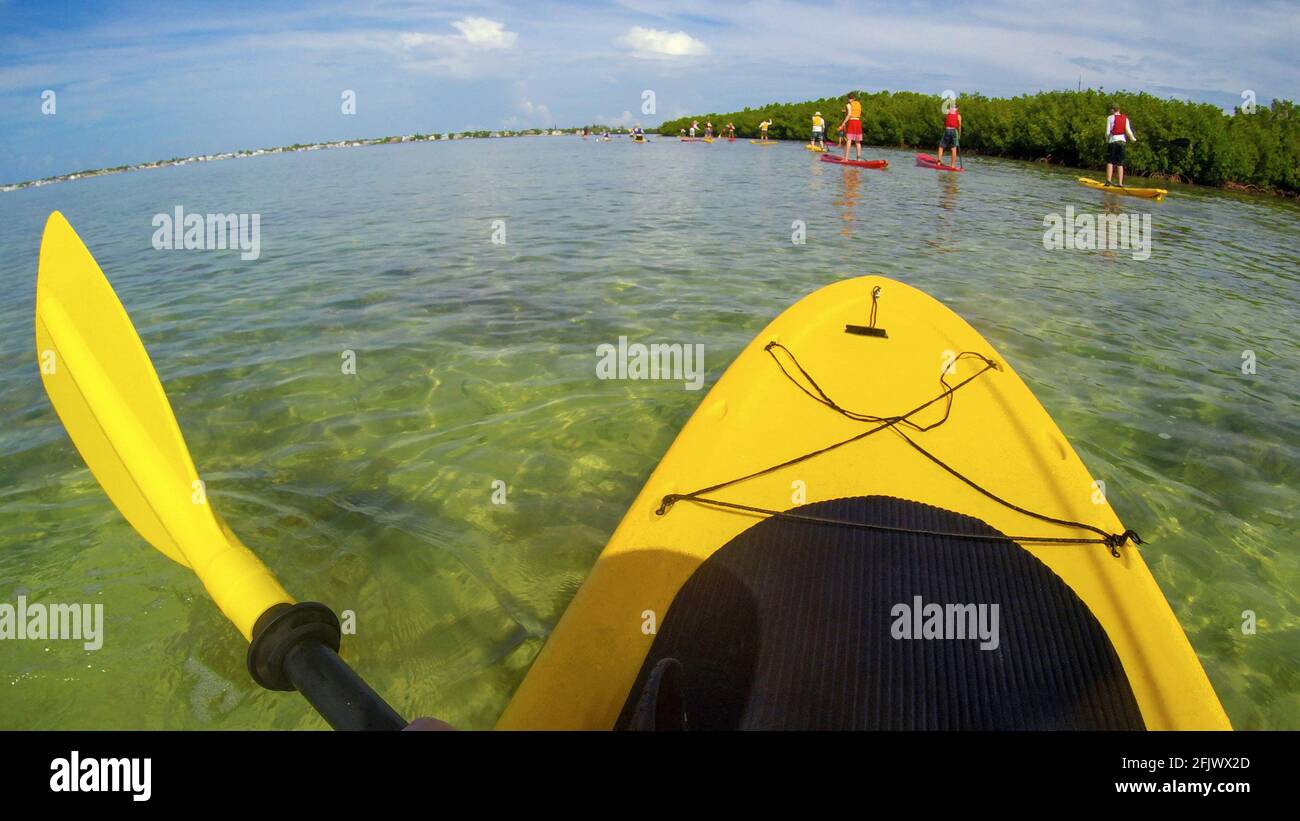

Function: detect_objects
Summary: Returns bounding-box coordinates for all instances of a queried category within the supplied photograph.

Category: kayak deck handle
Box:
[846,285,888,337]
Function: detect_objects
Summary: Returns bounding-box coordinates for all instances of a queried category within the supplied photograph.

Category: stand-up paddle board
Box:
[916,153,965,172]
[821,153,888,169]
[1078,177,1167,201]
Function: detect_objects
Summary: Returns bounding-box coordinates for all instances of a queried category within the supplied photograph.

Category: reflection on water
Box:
[922,173,963,254]
[831,168,863,238]
[1098,199,1126,262]
[940,173,960,211]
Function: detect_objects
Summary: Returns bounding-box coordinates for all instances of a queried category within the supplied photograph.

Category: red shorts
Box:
[846,118,862,139]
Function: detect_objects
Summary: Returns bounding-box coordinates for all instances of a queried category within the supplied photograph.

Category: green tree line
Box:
[659,89,1299,193]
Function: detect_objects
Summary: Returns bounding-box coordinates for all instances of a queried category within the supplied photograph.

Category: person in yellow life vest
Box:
[839,94,863,160]
[937,101,961,168]
[759,119,772,141]
[1105,104,1138,187]
[811,112,825,148]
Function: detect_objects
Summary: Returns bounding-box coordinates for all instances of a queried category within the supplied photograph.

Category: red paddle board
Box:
[916,153,965,172]
[820,153,888,169]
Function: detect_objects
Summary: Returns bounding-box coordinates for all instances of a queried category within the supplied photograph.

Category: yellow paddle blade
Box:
[35,211,292,640]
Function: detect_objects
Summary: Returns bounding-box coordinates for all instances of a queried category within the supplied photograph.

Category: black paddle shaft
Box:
[282,639,406,731]
[248,602,406,731]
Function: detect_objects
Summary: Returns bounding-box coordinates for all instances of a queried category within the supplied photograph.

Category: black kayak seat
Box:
[616,496,1145,730]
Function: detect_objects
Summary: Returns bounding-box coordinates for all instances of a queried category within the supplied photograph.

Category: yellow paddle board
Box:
[1078,177,1168,201]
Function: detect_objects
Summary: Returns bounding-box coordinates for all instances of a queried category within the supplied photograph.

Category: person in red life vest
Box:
[839,93,864,161]
[1105,104,1138,187]
[937,100,962,168]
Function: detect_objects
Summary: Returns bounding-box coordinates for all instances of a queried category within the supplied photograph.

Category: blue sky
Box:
[1,0,1296,184]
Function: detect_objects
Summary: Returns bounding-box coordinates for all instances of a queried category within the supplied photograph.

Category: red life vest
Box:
[944,107,960,129]
[1111,113,1128,136]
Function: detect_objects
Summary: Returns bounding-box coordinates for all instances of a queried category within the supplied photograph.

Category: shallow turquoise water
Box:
[0,137,1296,729]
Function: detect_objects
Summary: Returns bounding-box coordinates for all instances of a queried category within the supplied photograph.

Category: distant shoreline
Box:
[9,128,1294,202]
[0,128,599,193]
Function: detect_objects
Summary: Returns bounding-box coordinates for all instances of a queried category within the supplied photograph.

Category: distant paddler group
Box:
[680,119,717,142]
[660,94,1161,199]
[685,119,719,139]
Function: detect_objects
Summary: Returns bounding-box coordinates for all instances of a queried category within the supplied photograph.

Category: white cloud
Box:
[396,17,519,76]
[618,26,706,58]
[452,17,517,50]
[399,32,437,48]
[517,97,552,125]
[594,110,636,126]
[400,17,517,53]
[501,81,554,127]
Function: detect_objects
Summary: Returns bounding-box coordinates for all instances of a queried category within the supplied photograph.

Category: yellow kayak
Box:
[500,276,1229,730]
[750,139,777,145]
[1078,177,1168,201]
[804,143,828,152]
